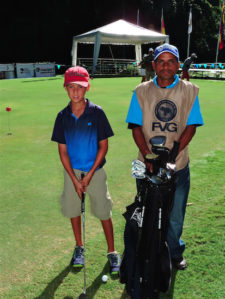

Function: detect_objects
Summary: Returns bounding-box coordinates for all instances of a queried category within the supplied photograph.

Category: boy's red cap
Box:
[64,66,90,88]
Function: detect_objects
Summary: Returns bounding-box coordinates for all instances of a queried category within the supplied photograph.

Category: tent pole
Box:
[92,33,101,77]
[71,38,77,66]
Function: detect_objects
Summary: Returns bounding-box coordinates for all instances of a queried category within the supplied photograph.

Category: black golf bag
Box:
[120,137,179,299]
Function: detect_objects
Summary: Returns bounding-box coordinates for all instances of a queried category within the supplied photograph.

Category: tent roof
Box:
[73,19,168,45]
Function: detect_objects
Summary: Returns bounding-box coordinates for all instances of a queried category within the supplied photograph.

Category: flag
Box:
[161,8,165,34]
[219,3,224,50]
[188,8,192,34]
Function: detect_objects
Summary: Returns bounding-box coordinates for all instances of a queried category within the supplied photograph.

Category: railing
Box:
[77,58,139,76]
[179,62,225,79]
[77,58,225,79]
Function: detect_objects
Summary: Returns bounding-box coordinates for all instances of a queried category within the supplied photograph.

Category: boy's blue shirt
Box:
[126,75,204,127]
[52,99,114,172]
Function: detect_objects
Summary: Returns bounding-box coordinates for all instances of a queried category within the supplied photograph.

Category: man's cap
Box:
[154,43,179,61]
[64,66,90,88]
[149,48,154,52]
[191,53,197,59]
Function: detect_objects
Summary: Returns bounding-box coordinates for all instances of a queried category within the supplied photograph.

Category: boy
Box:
[51,66,120,274]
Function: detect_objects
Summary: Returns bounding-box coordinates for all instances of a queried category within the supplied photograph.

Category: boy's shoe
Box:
[107,252,121,274]
[71,246,84,268]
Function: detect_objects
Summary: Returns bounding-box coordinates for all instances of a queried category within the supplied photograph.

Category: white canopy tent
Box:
[71,19,169,75]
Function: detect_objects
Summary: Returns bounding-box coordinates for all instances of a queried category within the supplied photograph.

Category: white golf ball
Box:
[102,274,108,282]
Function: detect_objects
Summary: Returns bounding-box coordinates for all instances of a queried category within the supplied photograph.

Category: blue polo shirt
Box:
[126,75,204,127]
[52,99,114,172]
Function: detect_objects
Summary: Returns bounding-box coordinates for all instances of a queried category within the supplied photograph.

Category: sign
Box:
[35,63,55,77]
[16,63,34,78]
[0,64,15,79]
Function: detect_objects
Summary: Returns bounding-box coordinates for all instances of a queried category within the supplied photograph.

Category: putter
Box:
[78,173,86,299]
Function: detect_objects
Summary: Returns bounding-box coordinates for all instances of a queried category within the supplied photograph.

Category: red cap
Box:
[64,66,90,88]
[6,107,12,111]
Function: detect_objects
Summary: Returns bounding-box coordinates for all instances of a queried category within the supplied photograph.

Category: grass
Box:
[0,76,225,298]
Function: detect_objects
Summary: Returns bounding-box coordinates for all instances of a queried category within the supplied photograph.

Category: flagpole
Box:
[137,9,140,25]
[216,1,224,63]
[187,34,190,57]
[187,6,192,57]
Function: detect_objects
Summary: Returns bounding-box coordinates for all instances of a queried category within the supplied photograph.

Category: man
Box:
[182,53,197,81]
[139,48,155,81]
[126,43,203,270]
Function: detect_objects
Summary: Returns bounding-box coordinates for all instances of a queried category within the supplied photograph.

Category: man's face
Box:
[152,52,180,81]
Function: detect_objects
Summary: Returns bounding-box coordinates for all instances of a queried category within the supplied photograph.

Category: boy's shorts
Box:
[60,167,113,220]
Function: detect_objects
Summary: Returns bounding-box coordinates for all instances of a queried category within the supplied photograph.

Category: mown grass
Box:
[0,76,225,298]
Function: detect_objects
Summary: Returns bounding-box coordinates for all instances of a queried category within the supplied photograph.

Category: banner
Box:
[16,63,34,78]
[35,63,56,77]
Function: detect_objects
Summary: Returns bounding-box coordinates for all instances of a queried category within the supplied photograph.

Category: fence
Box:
[77,58,225,79]
[179,62,225,79]
[77,58,139,76]
[1,60,225,80]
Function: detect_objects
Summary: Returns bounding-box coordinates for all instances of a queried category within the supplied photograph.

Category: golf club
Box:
[78,173,86,299]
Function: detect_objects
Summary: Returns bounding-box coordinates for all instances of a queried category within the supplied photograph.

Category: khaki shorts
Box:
[60,167,113,220]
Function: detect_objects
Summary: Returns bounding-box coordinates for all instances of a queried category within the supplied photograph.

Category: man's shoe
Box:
[71,246,84,268]
[107,252,121,274]
[172,256,187,270]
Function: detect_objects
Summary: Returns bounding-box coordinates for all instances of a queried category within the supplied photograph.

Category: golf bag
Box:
[120,137,179,299]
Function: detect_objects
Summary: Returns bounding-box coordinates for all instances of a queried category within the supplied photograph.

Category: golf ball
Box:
[102,275,108,282]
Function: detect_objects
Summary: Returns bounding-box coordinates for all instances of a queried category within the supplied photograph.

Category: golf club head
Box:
[150,136,166,147]
[147,175,163,185]
[159,168,172,180]
[166,162,176,172]
[132,160,146,179]
[78,293,86,299]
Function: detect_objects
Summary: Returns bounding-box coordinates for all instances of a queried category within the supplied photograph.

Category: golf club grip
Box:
[81,173,85,212]
[170,141,180,163]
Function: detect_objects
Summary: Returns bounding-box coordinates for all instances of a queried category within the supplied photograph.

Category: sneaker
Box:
[107,252,121,274]
[172,256,187,270]
[71,246,84,267]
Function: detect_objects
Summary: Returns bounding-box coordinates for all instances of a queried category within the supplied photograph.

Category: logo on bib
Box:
[155,100,177,122]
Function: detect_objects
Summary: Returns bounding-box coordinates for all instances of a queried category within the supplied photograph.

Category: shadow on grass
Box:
[33,263,176,299]
[22,77,62,83]
[159,268,178,299]
[80,262,109,298]
[118,268,178,299]
[34,265,81,299]
[35,262,117,299]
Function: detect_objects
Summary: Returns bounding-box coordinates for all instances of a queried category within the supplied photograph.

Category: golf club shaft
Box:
[81,173,86,294]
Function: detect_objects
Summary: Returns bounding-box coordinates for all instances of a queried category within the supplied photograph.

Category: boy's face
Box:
[65,83,87,104]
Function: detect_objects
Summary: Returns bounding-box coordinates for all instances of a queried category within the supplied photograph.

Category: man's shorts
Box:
[60,167,113,220]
